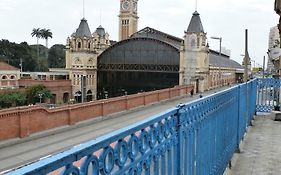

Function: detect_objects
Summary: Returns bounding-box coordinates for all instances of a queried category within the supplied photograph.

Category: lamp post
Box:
[38,93,43,103]
[211,36,222,56]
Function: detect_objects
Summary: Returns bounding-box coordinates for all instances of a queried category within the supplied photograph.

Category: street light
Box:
[211,36,222,56]
[38,93,43,103]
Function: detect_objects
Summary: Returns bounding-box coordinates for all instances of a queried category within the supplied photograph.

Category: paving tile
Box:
[231,114,281,175]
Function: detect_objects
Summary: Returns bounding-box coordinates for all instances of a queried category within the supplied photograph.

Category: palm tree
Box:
[40,28,53,60]
[40,28,52,48]
[31,28,41,70]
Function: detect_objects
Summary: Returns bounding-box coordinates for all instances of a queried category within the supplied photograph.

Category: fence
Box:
[7,80,257,175]
[256,78,281,112]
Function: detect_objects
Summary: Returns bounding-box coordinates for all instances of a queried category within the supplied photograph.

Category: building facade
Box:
[180,11,243,92]
[65,2,243,101]
[0,62,20,90]
[65,18,111,102]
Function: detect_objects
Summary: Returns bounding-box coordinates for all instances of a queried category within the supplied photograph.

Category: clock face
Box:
[122,0,130,10]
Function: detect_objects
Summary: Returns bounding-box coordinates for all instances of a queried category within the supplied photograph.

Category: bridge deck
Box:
[229,113,281,175]
[0,87,229,173]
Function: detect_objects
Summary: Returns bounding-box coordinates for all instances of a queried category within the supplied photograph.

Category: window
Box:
[1,75,7,80]
[78,42,82,48]
[191,39,196,48]
[88,43,91,49]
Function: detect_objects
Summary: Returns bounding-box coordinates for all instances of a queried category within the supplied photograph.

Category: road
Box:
[0,86,232,173]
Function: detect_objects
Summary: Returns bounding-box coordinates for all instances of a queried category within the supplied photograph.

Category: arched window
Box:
[10,75,16,80]
[88,43,91,49]
[197,37,200,48]
[74,58,82,65]
[1,75,7,80]
[191,39,196,48]
[78,42,82,49]
[88,58,94,65]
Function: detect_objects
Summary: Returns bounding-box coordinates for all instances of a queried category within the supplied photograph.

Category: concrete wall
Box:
[0,85,193,141]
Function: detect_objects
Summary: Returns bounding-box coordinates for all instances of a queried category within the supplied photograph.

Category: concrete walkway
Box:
[229,113,281,175]
[0,86,230,174]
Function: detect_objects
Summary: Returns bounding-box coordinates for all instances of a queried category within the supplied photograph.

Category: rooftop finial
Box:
[195,0,198,11]
[83,0,85,18]
[100,9,102,25]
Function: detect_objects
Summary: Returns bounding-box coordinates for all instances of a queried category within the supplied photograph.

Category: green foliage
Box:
[48,44,66,68]
[30,44,49,71]
[26,85,52,104]
[40,29,53,40]
[0,92,26,109]
[31,28,41,39]
[0,40,41,71]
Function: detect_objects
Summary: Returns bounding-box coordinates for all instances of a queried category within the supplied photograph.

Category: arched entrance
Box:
[86,90,93,102]
[74,91,82,103]
[63,92,69,103]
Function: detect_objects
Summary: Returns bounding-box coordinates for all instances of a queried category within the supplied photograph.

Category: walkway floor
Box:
[0,86,230,173]
[230,113,281,175]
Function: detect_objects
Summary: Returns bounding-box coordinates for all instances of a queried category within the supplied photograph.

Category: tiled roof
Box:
[0,62,19,70]
[72,18,92,38]
[187,11,204,33]
[95,25,106,37]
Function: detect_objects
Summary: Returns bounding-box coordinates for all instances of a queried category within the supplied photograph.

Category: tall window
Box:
[78,42,82,49]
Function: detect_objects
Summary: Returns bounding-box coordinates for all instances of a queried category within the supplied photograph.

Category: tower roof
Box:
[187,11,204,33]
[73,18,92,38]
[95,25,106,37]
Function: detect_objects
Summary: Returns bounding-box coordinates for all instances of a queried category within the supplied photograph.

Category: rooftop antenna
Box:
[195,0,198,11]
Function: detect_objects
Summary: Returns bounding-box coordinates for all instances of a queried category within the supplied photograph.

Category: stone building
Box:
[65,18,111,102]
[65,1,243,100]
[180,11,243,92]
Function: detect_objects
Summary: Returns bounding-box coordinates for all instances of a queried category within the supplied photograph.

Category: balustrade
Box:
[7,80,257,175]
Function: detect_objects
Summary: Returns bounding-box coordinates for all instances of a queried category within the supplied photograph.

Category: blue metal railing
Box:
[7,80,257,175]
[256,78,281,112]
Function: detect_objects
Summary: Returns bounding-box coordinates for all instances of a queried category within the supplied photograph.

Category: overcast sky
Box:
[0,0,278,66]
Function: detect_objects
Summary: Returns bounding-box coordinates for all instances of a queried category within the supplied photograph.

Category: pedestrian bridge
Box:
[6,79,259,175]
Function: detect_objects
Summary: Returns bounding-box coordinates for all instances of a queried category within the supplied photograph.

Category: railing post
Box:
[177,104,185,175]
[236,85,241,153]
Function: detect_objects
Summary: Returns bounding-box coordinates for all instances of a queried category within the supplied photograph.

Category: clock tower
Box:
[119,0,138,41]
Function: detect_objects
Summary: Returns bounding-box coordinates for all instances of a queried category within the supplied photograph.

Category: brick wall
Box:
[0,85,193,141]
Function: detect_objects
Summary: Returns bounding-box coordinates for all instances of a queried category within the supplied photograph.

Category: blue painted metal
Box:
[7,80,257,175]
[256,78,281,112]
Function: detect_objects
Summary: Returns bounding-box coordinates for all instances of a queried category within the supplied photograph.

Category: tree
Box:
[48,44,65,68]
[26,85,52,104]
[0,40,38,71]
[40,29,52,48]
[0,92,26,108]
[31,28,42,70]
[40,29,53,59]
